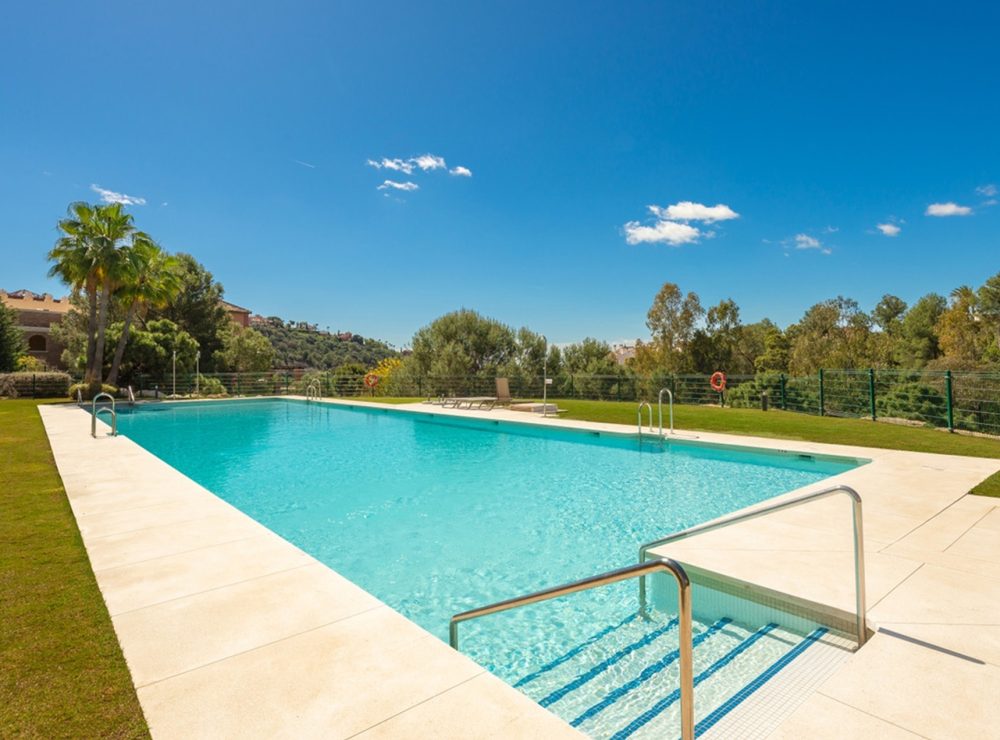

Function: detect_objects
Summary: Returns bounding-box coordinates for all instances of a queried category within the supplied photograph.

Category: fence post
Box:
[236,374,240,396]
[818,369,825,416]
[779,373,787,410]
[868,368,876,422]
[32,373,37,398]
[945,370,954,432]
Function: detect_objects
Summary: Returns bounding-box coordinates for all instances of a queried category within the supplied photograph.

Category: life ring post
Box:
[709,371,727,404]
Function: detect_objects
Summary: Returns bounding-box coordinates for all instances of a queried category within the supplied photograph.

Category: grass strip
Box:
[0,400,148,738]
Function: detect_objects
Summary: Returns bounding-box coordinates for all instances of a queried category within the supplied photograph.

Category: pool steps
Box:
[511,611,832,739]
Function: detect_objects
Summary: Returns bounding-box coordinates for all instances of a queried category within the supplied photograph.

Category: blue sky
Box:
[2,1,997,347]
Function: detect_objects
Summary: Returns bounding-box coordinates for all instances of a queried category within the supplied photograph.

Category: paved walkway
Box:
[39,400,1000,739]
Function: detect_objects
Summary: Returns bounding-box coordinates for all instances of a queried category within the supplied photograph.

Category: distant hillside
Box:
[252,317,398,370]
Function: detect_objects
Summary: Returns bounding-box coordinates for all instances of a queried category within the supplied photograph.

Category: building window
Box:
[28,335,47,352]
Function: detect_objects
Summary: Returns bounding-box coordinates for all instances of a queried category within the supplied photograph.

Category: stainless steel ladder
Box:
[658,388,674,435]
[91,392,117,437]
[450,558,696,740]
[637,401,654,437]
[448,484,869,740]
[638,484,868,646]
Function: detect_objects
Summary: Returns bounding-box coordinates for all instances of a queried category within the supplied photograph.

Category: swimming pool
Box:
[112,399,863,737]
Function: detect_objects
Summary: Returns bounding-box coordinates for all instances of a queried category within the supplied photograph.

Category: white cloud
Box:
[90,184,146,206]
[376,180,419,192]
[411,154,446,171]
[926,202,972,217]
[794,233,822,249]
[449,166,472,177]
[648,201,739,223]
[624,198,738,247]
[367,157,415,174]
[976,183,997,197]
[876,223,901,237]
[624,219,701,246]
[293,159,316,169]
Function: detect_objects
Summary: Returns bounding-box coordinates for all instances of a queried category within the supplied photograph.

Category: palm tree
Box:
[48,202,139,389]
[107,238,182,386]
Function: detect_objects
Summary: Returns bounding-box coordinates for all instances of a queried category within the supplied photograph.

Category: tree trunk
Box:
[107,300,137,387]
[92,276,112,386]
[84,283,99,384]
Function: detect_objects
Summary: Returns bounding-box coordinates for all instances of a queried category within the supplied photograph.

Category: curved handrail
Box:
[639,484,867,646]
[658,388,674,435]
[91,392,117,438]
[637,401,653,436]
[450,558,694,740]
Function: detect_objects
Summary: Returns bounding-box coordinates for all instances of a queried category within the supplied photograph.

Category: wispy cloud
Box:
[411,154,446,171]
[90,184,146,206]
[876,222,901,237]
[293,159,316,169]
[926,202,972,217]
[366,153,472,192]
[377,180,419,192]
[795,233,821,249]
[976,183,997,198]
[367,157,415,175]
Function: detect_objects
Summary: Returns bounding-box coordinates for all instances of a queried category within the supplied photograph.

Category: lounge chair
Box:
[495,377,513,406]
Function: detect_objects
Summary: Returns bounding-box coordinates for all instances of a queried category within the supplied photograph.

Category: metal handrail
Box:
[127,385,136,406]
[637,401,653,436]
[305,380,321,402]
[91,393,117,437]
[450,558,695,740]
[639,484,867,646]
[658,388,674,435]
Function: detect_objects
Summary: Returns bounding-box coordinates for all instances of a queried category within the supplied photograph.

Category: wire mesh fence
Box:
[66,367,1000,437]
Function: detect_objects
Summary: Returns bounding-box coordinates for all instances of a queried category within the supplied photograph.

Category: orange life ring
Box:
[710,371,727,392]
[363,373,380,389]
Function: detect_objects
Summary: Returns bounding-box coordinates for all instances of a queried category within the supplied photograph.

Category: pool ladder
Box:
[448,483,869,740]
[90,392,117,437]
[305,380,322,403]
[636,388,675,438]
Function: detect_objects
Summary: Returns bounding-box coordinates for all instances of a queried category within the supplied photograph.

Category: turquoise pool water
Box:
[113,399,860,736]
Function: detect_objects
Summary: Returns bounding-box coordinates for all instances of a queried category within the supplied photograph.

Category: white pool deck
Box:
[38,398,1000,739]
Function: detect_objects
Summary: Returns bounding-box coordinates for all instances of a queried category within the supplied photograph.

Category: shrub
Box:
[68,382,118,400]
[0,375,17,398]
[15,355,47,372]
[0,372,72,398]
[195,374,227,396]
[876,382,948,426]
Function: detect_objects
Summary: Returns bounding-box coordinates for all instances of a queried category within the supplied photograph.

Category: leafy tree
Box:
[977,272,1000,351]
[873,294,907,333]
[215,324,276,373]
[753,321,790,373]
[644,282,704,371]
[151,253,229,371]
[0,302,25,371]
[936,286,984,368]
[409,309,517,378]
[111,318,199,380]
[896,293,946,367]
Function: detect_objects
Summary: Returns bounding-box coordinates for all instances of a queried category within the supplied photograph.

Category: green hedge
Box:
[0,372,72,398]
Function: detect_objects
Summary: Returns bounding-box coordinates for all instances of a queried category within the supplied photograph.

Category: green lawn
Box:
[357,396,1000,497]
[0,400,148,739]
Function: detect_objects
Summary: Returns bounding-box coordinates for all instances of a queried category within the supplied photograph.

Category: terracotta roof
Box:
[220,299,251,313]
